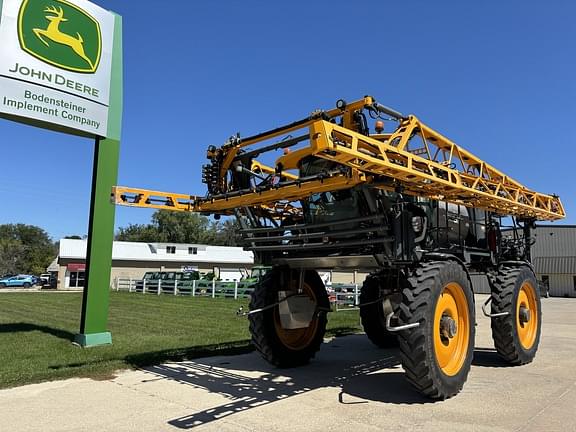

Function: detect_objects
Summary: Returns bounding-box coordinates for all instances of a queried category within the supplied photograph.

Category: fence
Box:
[113,277,253,299]
[330,284,360,311]
[114,277,360,309]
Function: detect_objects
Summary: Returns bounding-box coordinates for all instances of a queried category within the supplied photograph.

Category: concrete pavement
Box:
[1,295,575,431]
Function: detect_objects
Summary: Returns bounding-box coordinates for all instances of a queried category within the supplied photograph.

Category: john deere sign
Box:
[0,0,122,347]
[0,0,115,136]
[19,0,102,73]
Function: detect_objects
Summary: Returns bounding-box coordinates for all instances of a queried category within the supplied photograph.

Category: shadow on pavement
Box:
[128,336,509,429]
[126,341,254,368]
[125,327,358,369]
[0,322,74,341]
[472,347,510,368]
[136,335,432,429]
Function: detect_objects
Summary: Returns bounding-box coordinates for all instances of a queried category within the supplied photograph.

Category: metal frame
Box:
[113,96,564,222]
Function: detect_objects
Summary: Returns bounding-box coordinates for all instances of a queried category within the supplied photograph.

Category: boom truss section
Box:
[114,97,564,222]
[309,118,564,220]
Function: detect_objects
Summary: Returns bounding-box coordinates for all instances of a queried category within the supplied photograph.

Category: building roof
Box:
[533,256,576,274]
[59,239,254,265]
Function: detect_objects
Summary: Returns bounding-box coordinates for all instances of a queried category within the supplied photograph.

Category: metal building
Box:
[531,225,576,297]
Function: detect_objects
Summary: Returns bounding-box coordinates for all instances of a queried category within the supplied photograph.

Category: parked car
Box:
[0,274,37,288]
[39,273,51,286]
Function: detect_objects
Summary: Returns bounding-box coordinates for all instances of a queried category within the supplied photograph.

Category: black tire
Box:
[359,274,398,348]
[249,267,329,367]
[397,261,475,399]
[0,283,5,288]
[23,282,31,288]
[491,266,541,365]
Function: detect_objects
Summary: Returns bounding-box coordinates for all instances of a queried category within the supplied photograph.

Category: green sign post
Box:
[0,0,122,347]
[77,15,122,347]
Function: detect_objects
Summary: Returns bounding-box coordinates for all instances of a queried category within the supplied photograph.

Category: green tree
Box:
[153,211,217,244]
[115,210,224,244]
[115,223,164,242]
[0,224,56,275]
[214,218,241,246]
[0,239,26,275]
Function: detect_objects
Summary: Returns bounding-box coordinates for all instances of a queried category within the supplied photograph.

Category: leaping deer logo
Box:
[32,5,94,69]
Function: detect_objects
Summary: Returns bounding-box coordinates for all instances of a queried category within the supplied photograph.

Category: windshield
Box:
[306,189,360,224]
[299,157,360,223]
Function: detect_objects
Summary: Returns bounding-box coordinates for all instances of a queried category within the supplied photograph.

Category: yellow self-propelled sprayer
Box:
[114,96,564,399]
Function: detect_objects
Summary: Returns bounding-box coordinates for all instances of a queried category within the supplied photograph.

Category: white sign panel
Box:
[0,0,114,136]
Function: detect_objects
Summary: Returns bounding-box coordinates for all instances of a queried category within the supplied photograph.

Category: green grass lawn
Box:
[0,291,361,389]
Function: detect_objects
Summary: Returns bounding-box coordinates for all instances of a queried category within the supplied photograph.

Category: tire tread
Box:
[397,261,475,399]
[248,268,328,367]
[490,265,540,365]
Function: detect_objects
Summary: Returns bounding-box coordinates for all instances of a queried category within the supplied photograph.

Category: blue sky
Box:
[0,0,574,240]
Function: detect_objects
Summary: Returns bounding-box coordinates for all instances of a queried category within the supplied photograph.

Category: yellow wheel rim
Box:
[433,282,470,376]
[517,281,538,350]
[273,281,319,350]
